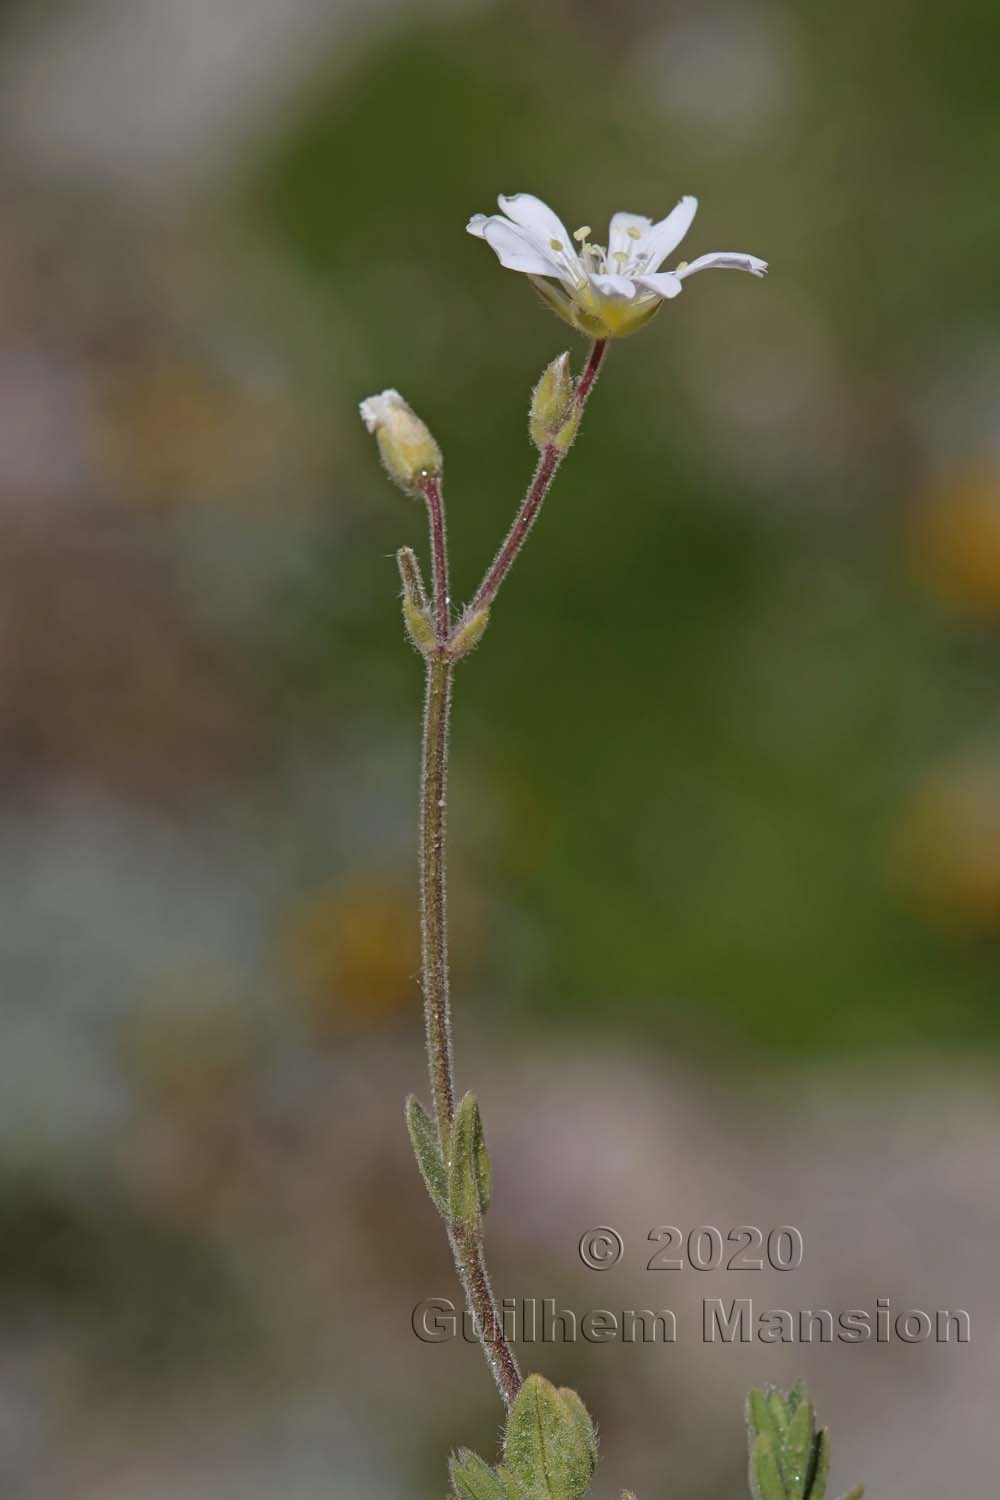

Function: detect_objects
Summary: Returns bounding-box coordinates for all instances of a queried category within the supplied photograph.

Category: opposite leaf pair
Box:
[406,1091,491,1225]
[451,1374,597,1500]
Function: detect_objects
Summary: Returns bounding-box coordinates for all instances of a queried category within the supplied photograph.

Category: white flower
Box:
[467,192,766,339]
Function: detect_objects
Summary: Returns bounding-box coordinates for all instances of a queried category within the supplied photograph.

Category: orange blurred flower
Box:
[282,879,419,1030]
[893,754,1000,931]
[910,463,1000,619]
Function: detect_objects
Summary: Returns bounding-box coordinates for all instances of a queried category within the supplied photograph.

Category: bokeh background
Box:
[1,0,999,1495]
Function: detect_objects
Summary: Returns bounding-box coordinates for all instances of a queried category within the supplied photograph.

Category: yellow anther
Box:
[626,225,642,240]
[573,226,591,242]
[613,250,629,262]
[550,238,564,251]
[676,260,688,272]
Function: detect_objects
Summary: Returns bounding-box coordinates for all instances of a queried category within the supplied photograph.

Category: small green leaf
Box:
[747,1390,785,1460]
[503,1374,597,1499]
[450,1449,523,1500]
[768,1389,792,1439]
[449,1092,492,1224]
[835,1488,864,1500]
[784,1397,815,1499]
[807,1429,830,1500]
[750,1432,786,1500]
[557,1386,598,1470]
[785,1381,806,1417]
[404,1095,448,1216]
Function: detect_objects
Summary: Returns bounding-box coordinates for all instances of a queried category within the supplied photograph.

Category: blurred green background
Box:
[0,1,998,1497]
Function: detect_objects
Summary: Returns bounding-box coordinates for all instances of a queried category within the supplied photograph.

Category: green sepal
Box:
[503,1373,597,1499]
[529,351,574,450]
[551,403,581,453]
[449,1091,492,1224]
[404,1094,448,1216]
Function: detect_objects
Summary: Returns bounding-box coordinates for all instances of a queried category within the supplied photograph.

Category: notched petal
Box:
[677,251,768,278]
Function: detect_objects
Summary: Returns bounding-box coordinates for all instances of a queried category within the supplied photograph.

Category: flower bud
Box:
[360,388,442,495]
[449,606,490,661]
[528,352,575,451]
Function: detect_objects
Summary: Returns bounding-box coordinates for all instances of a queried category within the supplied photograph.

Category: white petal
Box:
[676,252,768,278]
[607,211,653,261]
[466,213,490,238]
[633,272,684,300]
[589,273,637,299]
[359,388,404,433]
[639,196,699,271]
[495,193,586,285]
[497,192,575,251]
[481,217,562,276]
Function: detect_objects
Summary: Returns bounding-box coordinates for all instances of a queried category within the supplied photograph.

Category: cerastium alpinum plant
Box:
[361,191,864,1499]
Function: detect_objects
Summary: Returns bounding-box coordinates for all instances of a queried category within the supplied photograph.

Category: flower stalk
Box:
[472,338,607,613]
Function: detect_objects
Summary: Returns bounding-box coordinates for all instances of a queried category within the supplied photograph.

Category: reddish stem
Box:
[419,472,450,644]
[470,338,608,615]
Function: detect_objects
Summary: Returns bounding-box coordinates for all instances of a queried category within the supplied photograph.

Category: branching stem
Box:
[471,339,607,614]
[413,339,608,1410]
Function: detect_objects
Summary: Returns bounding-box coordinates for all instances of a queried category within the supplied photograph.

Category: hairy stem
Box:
[420,646,522,1407]
[471,339,607,614]
[414,340,610,1411]
[450,1221,522,1405]
[420,650,455,1137]
[420,473,450,643]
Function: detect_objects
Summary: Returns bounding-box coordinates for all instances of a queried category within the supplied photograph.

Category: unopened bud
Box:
[449,606,490,661]
[360,388,442,495]
[529,352,575,450]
